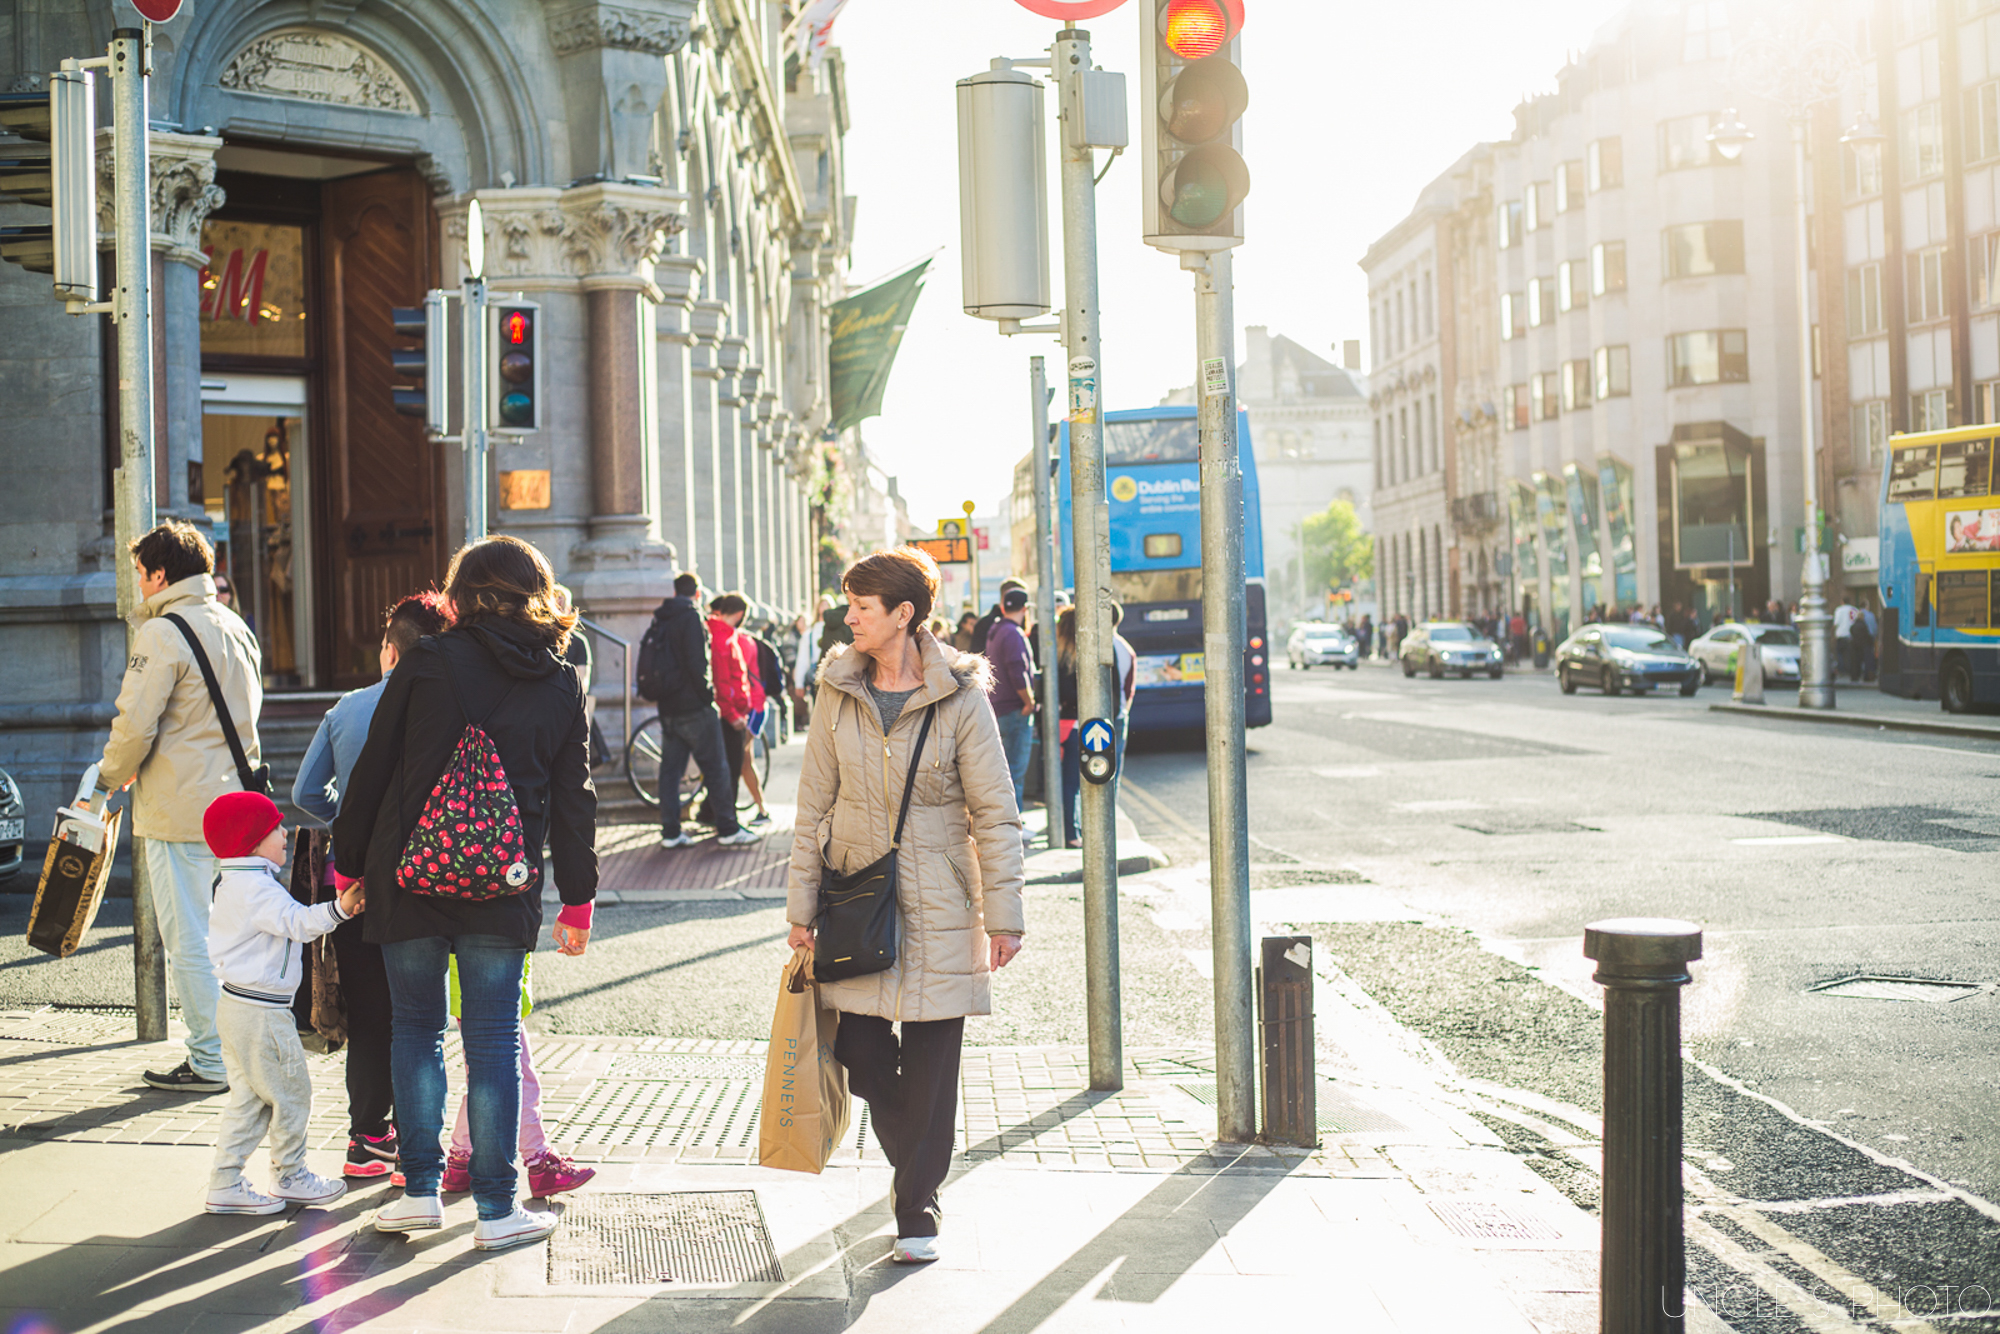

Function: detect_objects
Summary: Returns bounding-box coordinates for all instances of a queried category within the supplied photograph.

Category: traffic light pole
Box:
[1055,26,1122,1094]
[109,26,167,1043]
[1028,355,1064,855]
[462,276,489,542]
[1193,248,1255,1141]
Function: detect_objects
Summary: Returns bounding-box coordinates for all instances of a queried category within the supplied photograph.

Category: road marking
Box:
[1118,777,1206,842]
[1730,834,1849,845]
[1393,798,1487,813]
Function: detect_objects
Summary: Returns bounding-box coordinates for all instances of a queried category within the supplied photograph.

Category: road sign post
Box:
[1029,357,1065,854]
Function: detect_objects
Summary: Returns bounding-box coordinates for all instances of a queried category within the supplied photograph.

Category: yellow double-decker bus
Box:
[1877,424,2000,711]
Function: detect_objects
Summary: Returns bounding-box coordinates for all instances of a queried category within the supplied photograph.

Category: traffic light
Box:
[0,64,100,304]
[491,301,541,434]
[389,292,449,435]
[1140,0,1249,252]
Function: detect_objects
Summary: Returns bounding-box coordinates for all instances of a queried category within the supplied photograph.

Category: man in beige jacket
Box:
[96,521,264,1093]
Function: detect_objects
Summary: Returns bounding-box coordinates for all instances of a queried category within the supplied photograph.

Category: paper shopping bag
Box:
[758,947,850,1174]
[27,802,121,960]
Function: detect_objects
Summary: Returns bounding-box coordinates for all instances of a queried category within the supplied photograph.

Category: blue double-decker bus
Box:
[1058,406,1271,732]
[1877,424,2000,711]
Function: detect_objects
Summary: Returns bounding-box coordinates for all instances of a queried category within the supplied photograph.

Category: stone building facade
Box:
[0,0,855,813]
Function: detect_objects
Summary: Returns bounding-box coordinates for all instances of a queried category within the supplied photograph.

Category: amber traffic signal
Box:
[1141,0,1249,252]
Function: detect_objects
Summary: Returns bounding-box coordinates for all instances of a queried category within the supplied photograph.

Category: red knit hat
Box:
[203,791,284,860]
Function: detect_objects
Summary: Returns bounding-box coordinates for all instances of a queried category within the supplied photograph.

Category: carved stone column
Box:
[653,253,703,576]
[716,333,748,592]
[545,1,696,181]
[737,361,764,601]
[689,300,729,585]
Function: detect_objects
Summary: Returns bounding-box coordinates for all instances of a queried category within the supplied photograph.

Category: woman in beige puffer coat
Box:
[786,547,1025,1265]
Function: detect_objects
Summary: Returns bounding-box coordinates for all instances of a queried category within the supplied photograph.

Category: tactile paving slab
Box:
[547,1191,783,1286]
[605,1053,770,1081]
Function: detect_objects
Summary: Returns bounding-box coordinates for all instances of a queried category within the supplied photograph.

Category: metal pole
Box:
[964,499,980,615]
[463,275,489,543]
[1792,116,1834,708]
[1029,356,1065,855]
[110,27,167,1044]
[1195,249,1255,1142]
[1585,918,1702,1334]
[1054,26,1121,1093]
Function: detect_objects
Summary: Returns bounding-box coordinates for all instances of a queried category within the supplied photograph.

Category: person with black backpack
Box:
[635,572,755,848]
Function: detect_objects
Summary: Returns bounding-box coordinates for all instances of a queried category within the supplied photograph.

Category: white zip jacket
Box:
[207,856,351,1008]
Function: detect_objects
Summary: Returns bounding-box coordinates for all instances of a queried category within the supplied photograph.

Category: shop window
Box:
[1671,440,1751,566]
[198,220,309,359]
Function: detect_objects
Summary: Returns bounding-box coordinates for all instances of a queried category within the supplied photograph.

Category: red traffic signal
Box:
[1163,0,1243,59]
[502,308,530,346]
[490,302,541,432]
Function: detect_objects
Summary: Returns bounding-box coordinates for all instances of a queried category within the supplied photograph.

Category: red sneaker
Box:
[439,1149,472,1194]
[525,1150,595,1198]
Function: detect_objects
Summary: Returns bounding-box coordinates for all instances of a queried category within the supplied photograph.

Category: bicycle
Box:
[624,714,771,811]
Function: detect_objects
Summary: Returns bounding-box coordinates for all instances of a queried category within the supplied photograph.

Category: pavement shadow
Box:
[529,930,790,1011]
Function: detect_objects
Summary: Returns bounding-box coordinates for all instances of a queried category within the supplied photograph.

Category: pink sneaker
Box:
[525,1150,595,1198]
[439,1149,472,1194]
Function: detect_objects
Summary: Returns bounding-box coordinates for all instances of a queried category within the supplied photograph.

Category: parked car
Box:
[1287,622,1359,670]
[0,765,23,882]
[1555,625,1701,696]
[1688,622,1802,685]
[1399,621,1504,679]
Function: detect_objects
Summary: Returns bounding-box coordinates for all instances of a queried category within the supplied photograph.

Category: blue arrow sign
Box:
[1080,718,1115,754]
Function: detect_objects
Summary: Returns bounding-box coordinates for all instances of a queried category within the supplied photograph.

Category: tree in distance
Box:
[1299,499,1373,597]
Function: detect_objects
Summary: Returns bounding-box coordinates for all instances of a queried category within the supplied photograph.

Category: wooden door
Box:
[320,169,443,688]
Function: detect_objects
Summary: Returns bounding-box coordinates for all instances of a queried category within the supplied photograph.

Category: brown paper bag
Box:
[758,947,850,1174]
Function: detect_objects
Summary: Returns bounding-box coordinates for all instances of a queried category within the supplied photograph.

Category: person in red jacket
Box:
[700,593,757,833]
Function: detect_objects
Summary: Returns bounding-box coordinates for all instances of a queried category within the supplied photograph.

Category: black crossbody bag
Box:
[165,613,274,798]
[815,704,932,984]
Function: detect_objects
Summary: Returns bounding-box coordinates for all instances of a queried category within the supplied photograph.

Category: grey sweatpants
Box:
[210,995,314,1190]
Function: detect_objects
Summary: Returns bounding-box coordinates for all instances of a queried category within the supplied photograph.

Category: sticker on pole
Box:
[1080,718,1115,754]
[1202,356,1229,397]
[1068,357,1098,424]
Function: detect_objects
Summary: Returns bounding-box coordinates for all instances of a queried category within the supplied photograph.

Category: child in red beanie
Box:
[201,791,366,1215]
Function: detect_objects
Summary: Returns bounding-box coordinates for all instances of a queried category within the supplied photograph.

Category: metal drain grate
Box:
[1174,1080,1409,1133]
[606,1053,768,1082]
[1429,1200,1564,1241]
[0,1007,147,1046]
[1807,975,1982,1003]
[548,1191,782,1286]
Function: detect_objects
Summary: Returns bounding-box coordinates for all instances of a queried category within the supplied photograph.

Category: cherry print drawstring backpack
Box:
[396,664,540,902]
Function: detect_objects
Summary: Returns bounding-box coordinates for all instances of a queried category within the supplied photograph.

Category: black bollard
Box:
[1584,917,1702,1334]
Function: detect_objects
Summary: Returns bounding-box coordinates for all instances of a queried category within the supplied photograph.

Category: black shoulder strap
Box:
[889,706,935,850]
[434,635,523,730]
[164,613,258,791]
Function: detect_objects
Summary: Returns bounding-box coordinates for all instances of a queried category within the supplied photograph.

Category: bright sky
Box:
[832,0,1632,528]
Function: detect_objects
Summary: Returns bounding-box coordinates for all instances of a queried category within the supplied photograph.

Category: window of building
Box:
[1906,246,1947,323]
[1683,1,1730,61]
[1370,305,1380,365]
[1562,359,1594,411]
[1851,400,1890,468]
[1668,330,1749,385]
[1500,291,1524,340]
[1905,102,1945,181]
[1526,277,1554,327]
[1662,220,1745,278]
[1659,113,1726,171]
[1373,419,1384,487]
[1421,271,1434,337]
[1588,137,1623,191]
[1975,234,2000,309]
[1427,394,1440,470]
[1558,259,1590,312]
[1504,384,1529,429]
[1395,288,1407,350]
[1895,0,1937,41]
[197,219,309,359]
[1911,387,1951,430]
[1498,199,1523,249]
[1525,181,1553,232]
[1980,380,2000,424]
[1847,262,1885,333]
[1968,81,2000,164]
[1844,140,1884,199]
[1556,161,1586,212]
[1530,373,1558,422]
[1594,345,1631,399]
[1591,240,1628,295]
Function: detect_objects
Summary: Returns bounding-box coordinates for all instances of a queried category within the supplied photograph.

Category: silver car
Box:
[1287,622,1359,670]
[1688,622,1803,685]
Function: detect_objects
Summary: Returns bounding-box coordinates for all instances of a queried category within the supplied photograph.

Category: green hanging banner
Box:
[827,260,930,433]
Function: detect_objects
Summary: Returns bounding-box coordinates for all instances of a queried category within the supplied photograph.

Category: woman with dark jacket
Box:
[333,535,597,1251]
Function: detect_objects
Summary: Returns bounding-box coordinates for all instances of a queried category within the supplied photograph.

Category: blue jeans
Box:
[383,935,526,1220]
[144,838,223,1080]
[658,708,740,838]
[993,709,1033,812]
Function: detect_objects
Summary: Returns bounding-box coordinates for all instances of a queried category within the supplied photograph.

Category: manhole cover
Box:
[548,1191,782,1286]
[0,1007,146,1046]
[606,1054,768,1081]
[1175,1080,1408,1133]
[1429,1200,1563,1241]
[1807,975,1982,1003]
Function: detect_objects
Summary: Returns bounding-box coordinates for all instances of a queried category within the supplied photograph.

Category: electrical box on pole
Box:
[1140,0,1249,252]
[956,63,1051,323]
[0,63,101,305]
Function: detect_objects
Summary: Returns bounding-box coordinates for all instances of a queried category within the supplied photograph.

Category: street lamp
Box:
[1720,21,1864,710]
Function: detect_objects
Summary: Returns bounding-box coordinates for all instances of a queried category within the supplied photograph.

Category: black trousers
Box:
[659,709,741,838]
[834,1013,965,1239]
[332,917,395,1139]
[698,720,747,827]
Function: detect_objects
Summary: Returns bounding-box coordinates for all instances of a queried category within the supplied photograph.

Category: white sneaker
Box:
[205,1179,287,1216]
[891,1235,940,1264]
[373,1193,445,1233]
[272,1168,346,1205]
[659,833,696,848]
[472,1205,558,1251]
[717,828,761,846]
